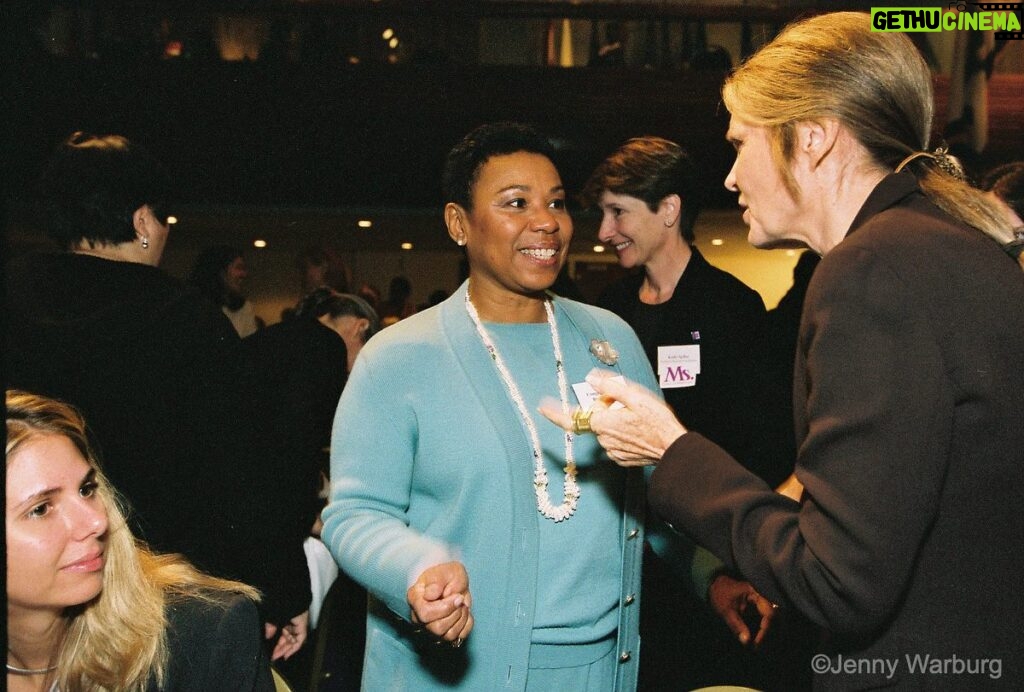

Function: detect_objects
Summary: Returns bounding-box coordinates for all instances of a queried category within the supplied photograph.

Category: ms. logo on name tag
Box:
[658,345,701,389]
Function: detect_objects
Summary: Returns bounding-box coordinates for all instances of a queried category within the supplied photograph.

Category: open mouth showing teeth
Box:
[521,248,557,259]
[615,241,631,251]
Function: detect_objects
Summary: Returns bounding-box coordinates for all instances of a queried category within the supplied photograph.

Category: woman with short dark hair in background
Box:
[4,131,309,663]
[6,390,274,692]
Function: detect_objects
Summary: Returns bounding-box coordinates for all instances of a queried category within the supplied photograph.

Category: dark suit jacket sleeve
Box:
[649,242,952,637]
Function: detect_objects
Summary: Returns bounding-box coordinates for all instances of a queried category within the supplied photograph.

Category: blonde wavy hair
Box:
[722,11,1018,260]
[6,390,260,692]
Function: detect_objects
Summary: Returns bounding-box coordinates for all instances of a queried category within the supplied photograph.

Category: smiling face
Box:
[724,116,805,249]
[596,190,676,269]
[450,151,572,307]
[6,434,109,615]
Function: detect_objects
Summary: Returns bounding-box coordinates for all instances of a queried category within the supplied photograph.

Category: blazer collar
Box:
[845,170,921,239]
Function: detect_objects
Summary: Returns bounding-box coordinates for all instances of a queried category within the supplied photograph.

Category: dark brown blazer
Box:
[650,172,1024,690]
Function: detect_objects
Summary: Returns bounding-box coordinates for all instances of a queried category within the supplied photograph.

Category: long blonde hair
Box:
[6,390,260,692]
[722,11,1017,255]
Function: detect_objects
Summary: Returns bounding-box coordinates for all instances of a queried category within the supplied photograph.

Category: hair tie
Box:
[1004,228,1024,260]
[894,147,965,182]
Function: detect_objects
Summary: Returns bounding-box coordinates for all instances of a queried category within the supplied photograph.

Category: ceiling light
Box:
[357,219,372,228]
[711,238,724,246]
[401,242,413,250]
[253,239,267,248]
[593,245,605,253]
[166,215,178,225]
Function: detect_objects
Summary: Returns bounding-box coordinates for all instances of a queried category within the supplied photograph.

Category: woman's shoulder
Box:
[165,589,260,638]
[556,297,638,340]
[161,590,273,691]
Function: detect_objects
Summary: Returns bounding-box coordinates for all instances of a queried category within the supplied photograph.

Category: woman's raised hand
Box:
[539,369,687,466]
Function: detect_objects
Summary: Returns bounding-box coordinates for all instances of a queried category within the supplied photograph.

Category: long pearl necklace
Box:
[465,289,579,522]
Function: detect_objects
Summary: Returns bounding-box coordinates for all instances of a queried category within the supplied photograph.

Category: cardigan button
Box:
[626,528,639,540]
[623,593,635,606]
[619,651,632,663]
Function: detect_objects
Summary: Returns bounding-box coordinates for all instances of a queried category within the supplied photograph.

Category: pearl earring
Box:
[141,236,150,249]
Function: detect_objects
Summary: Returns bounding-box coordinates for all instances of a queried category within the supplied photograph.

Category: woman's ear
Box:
[795,118,840,170]
[445,203,468,246]
[658,194,681,227]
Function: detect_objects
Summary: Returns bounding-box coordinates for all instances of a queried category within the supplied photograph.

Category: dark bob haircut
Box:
[442,122,557,211]
[581,136,702,244]
[34,132,171,250]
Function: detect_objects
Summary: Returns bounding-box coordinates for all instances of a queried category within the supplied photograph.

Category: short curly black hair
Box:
[442,122,557,211]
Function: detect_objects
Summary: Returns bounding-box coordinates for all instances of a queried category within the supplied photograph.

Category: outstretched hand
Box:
[407,561,474,646]
[708,574,778,647]
[539,369,687,466]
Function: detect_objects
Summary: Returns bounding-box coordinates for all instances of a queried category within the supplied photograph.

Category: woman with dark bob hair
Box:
[6,389,273,691]
[4,132,309,662]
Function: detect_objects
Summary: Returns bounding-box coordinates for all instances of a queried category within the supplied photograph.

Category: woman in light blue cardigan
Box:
[320,123,659,691]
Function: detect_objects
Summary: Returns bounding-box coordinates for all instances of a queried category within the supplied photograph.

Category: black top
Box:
[599,247,788,486]
[154,590,274,691]
[4,252,307,624]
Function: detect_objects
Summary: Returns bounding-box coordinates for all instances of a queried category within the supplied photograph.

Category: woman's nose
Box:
[724,161,739,192]
[597,216,616,243]
[72,497,109,540]
[531,207,559,233]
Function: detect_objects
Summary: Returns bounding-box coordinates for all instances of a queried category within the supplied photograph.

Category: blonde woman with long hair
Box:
[6,390,274,691]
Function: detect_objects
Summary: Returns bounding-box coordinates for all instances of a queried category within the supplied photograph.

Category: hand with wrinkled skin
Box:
[708,574,778,647]
[539,369,687,466]
[407,561,474,644]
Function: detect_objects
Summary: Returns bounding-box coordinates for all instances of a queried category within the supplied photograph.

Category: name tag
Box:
[657,345,700,389]
[572,376,626,410]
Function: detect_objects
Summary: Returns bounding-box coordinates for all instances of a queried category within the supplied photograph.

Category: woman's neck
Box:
[7,609,64,676]
[72,240,156,267]
[640,235,692,305]
[467,280,548,323]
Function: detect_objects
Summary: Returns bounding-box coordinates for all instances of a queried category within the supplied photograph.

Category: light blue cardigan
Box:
[321,282,660,691]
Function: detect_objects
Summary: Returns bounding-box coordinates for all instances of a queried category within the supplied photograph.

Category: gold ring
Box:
[571,407,593,435]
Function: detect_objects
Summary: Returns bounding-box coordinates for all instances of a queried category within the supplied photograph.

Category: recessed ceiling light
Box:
[166,215,178,225]
[357,220,372,228]
[253,239,267,248]
[401,242,413,250]
[593,245,605,253]
[711,238,724,246]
